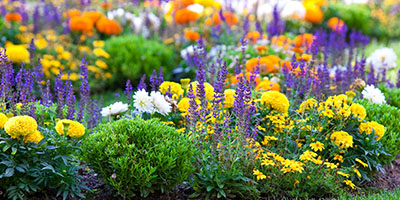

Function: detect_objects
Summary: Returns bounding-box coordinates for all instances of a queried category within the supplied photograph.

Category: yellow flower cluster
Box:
[260,91,290,114]
[55,119,86,138]
[359,121,385,140]
[317,95,351,119]
[159,81,184,99]
[297,98,317,113]
[4,116,37,138]
[4,43,30,64]
[330,131,353,149]
[258,152,305,174]
[263,113,293,134]
[4,116,44,143]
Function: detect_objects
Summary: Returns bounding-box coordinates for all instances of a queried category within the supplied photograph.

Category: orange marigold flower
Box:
[204,18,213,25]
[255,80,280,92]
[228,72,261,86]
[246,55,281,74]
[212,11,238,26]
[294,33,314,48]
[5,13,22,22]
[101,2,113,10]
[69,16,94,32]
[96,17,123,35]
[247,31,261,43]
[256,45,268,55]
[184,31,200,41]
[328,17,345,32]
[304,3,324,24]
[83,11,104,24]
[66,9,81,18]
[175,9,198,25]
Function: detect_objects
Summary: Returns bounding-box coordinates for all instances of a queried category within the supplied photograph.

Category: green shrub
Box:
[81,117,195,198]
[356,99,400,165]
[378,85,400,109]
[105,35,175,88]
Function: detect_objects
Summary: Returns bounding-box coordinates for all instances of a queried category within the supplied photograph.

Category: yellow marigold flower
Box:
[189,82,215,101]
[343,179,355,189]
[93,40,105,48]
[93,48,110,58]
[0,113,8,129]
[177,98,190,113]
[330,131,353,149]
[359,121,385,140]
[4,116,38,138]
[310,141,324,152]
[35,38,48,50]
[224,89,235,108]
[260,91,289,114]
[350,103,366,120]
[300,150,317,162]
[253,169,266,180]
[337,171,350,178]
[5,44,30,64]
[55,119,85,138]
[24,130,44,143]
[355,158,368,168]
[159,81,184,98]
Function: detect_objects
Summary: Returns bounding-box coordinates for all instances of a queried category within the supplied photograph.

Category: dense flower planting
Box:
[1,0,400,199]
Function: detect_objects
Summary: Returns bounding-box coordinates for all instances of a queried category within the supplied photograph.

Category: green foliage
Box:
[81,117,195,199]
[378,85,400,109]
[356,99,400,165]
[190,144,259,200]
[0,127,87,200]
[105,35,175,88]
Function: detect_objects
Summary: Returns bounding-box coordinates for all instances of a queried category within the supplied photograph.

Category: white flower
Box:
[366,48,397,72]
[362,85,386,105]
[344,0,368,4]
[150,91,171,116]
[180,45,197,60]
[280,1,306,20]
[101,101,129,117]
[133,89,154,113]
[187,3,204,14]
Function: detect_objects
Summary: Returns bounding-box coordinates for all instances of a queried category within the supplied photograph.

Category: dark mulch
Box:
[363,156,400,191]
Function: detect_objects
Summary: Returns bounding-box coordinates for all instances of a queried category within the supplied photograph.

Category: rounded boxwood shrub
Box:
[81,117,195,198]
[356,99,400,165]
[104,35,175,88]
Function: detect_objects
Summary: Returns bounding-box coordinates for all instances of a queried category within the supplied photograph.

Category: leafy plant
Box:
[356,98,400,165]
[105,34,175,88]
[0,127,87,200]
[81,117,195,199]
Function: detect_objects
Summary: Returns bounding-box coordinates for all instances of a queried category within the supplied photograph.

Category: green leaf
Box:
[4,168,14,177]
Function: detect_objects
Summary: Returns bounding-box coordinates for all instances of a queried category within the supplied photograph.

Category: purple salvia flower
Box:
[367,65,375,85]
[397,69,400,88]
[65,78,76,120]
[158,66,164,85]
[78,58,90,121]
[137,75,147,90]
[149,69,157,91]
[55,72,65,119]
[124,80,133,102]
[29,38,35,66]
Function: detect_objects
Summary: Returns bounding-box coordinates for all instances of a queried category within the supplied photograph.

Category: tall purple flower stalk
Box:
[78,58,90,121]
[266,5,285,36]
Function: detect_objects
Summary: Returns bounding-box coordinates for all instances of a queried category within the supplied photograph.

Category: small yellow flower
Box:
[253,169,266,180]
[343,179,355,189]
[337,171,349,178]
[0,113,8,129]
[310,141,324,152]
[355,158,368,168]
[93,40,105,48]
